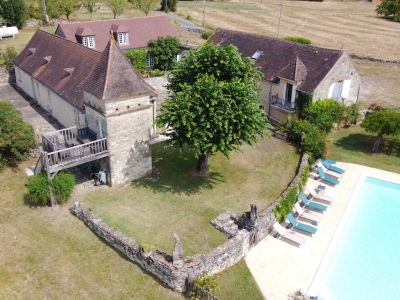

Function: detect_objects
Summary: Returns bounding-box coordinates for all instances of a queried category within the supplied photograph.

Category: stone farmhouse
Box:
[55,15,177,68]
[209,28,362,123]
[13,30,156,186]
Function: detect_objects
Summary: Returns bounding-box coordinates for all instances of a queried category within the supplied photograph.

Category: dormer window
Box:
[83,36,95,49]
[252,50,263,61]
[117,32,129,45]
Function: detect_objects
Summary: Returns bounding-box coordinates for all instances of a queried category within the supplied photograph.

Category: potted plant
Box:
[140,243,152,258]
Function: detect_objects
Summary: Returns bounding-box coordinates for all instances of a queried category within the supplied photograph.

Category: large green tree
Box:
[0,101,35,170]
[131,0,158,16]
[147,36,181,71]
[376,0,400,22]
[156,43,269,174]
[107,0,128,19]
[0,0,26,29]
[82,0,101,20]
[360,109,400,152]
[58,0,79,20]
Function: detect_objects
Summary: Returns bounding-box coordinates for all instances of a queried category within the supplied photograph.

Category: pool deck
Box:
[245,162,400,300]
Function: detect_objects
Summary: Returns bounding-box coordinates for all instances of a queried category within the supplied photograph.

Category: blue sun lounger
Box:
[287,213,317,236]
[322,159,345,174]
[317,166,339,186]
[299,192,328,212]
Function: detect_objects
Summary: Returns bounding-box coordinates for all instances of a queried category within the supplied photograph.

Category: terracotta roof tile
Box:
[80,36,151,100]
[56,16,177,51]
[13,30,102,110]
[209,28,343,94]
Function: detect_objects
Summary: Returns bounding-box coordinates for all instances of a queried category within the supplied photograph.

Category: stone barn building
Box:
[209,28,362,124]
[13,30,156,186]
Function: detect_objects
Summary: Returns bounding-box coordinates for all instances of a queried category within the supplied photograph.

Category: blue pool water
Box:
[309,176,400,299]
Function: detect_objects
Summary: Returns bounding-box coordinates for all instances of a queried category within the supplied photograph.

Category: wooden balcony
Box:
[38,126,109,178]
[271,94,296,112]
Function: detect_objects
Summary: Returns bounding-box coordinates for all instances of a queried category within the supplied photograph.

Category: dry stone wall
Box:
[70,154,309,292]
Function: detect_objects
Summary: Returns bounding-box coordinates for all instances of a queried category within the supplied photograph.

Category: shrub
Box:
[51,170,76,204]
[26,170,76,206]
[125,49,147,71]
[190,271,220,300]
[0,101,35,170]
[283,36,311,45]
[273,187,298,223]
[201,31,212,40]
[340,103,360,126]
[298,165,310,191]
[0,0,26,29]
[148,69,165,77]
[279,117,327,163]
[27,171,50,206]
[303,99,343,134]
[148,36,181,71]
[1,45,18,71]
[296,91,313,119]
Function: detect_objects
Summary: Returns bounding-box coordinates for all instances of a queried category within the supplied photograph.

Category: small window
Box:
[117,32,129,45]
[252,50,263,61]
[147,54,154,68]
[83,36,95,49]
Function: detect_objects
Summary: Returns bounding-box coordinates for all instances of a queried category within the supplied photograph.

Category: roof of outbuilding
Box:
[81,36,151,100]
[13,30,102,110]
[208,28,344,93]
[56,15,177,51]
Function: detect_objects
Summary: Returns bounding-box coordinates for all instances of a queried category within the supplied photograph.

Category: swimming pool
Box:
[308,175,400,299]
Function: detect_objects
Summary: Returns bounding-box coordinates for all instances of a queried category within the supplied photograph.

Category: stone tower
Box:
[81,37,155,186]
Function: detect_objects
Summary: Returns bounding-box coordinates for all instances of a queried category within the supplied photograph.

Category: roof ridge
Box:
[59,15,166,26]
[215,27,343,54]
[36,29,102,54]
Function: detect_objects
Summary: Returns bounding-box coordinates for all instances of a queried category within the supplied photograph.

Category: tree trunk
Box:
[113,12,116,19]
[196,154,209,175]
[372,132,384,153]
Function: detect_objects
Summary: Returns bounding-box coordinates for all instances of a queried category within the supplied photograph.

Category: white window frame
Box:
[117,32,129,45]
[83,36,95,49]
[147,54,154,68]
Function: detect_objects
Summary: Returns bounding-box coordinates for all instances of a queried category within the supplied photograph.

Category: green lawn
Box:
[0,136,299,299]
[327,125,400,173]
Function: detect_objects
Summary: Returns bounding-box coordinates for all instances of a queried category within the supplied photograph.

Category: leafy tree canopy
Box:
[360,109,400,152]
[376,0,400,22]
[107,0,128,19]
[157,43,269,174]
[0,0,26,29]
[283,36,311,45]
[82,0,101,20]
[160,0,178,12]
[57,0,80,20]
[147,36,181,71]
[0,101,35,170]
[130,0,158,15]
[303,99,343,134]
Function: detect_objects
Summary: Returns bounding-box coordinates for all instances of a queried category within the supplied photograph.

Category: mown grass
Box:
[0,136,298,299]
[328,125,400,173]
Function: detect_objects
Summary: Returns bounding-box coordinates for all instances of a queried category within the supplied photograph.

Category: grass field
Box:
[0,136,298,299]
[328,125,400,173]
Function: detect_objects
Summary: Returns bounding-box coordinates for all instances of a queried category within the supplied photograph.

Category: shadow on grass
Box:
[132,144,225,195]
[332,133,400,157]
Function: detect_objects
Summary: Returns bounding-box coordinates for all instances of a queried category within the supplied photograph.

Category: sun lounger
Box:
[273,222,305,247]
[299,192,328,212]
[317,162,343,179]
[307,186,335,204]
[295,202,321,224]
[323,159,336,165]
[287,213,317,236]
[321,159,345,174]
[317,166,339,186]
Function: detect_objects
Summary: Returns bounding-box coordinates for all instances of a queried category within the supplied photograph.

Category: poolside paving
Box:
[245,162,400,300]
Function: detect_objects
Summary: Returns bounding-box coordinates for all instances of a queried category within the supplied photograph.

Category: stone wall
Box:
[0,67,14,84]
[350,54,400,64]
[70,153,309,292]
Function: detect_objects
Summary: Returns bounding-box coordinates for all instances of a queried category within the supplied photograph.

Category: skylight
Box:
[252,50,263,61]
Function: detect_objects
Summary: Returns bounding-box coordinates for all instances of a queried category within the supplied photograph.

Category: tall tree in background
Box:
[160,0,178,12]
[156,43,269,174]
[376,0,400,22]
[58,0,79,20]
[107,0,128,19]
[0,0,26,29]
[361,109,400,152]
[130,0,158,15]
[82,0,101,20]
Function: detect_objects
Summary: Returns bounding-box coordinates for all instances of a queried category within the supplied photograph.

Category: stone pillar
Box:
[291,85,297,109]
[282,83,287,106]
[172,233,184,268]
